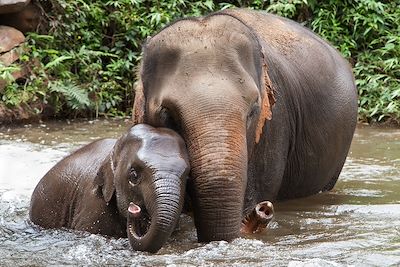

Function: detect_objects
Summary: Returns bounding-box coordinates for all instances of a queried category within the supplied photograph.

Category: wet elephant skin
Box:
[132,8,358,243]
[29,124,190,253]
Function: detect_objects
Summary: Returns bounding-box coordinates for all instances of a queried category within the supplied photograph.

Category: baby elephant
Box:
[30,124,190,253]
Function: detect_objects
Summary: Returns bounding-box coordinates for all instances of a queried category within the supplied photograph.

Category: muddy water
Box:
[0,119,399,266]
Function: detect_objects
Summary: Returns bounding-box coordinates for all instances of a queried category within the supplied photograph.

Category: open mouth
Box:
[127,202,151,239]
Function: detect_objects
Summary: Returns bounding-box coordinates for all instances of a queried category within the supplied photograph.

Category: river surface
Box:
[0,119,399,266]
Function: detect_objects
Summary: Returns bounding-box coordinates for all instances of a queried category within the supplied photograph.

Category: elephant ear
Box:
[132,71,146,124]
[94,155,115,203]
[255,48,276,144]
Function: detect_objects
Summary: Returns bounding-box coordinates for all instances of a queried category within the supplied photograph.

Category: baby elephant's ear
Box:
[94,156,115,203]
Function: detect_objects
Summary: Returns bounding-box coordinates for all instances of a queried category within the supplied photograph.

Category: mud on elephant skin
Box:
[133,8,358,242]
[29,124,190,253]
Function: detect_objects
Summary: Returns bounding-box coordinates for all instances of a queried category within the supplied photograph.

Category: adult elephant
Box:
[30,124,190,253]
[133,8,358,242]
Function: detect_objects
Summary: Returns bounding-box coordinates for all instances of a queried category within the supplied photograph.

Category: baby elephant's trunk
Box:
[128,172,185,253]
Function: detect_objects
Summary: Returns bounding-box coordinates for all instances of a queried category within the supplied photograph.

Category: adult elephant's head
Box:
[133,14,275,242]
[95,124,190,253]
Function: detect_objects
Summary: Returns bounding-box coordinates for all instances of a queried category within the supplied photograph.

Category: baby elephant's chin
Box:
[127,202,150,239]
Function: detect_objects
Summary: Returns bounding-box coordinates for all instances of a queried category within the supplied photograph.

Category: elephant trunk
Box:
[128,172,185,253]
[184,109,248,242]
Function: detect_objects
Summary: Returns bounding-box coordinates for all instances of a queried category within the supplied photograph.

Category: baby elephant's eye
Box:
[128,168,140,186]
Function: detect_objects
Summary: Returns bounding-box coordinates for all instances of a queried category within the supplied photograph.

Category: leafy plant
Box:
[308,0,400,123]
[49,81,90,110]
[0,0,399,124]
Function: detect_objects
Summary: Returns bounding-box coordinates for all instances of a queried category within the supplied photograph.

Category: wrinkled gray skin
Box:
[30,124,190,253]
[133,8,358,243]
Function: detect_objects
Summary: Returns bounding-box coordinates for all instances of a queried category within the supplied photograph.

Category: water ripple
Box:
[1,123,399,266]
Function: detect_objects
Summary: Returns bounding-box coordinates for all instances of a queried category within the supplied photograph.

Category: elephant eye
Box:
[248,104,260,118]
[159,107,170,124]
[159,106,180,132]
[247,103,260,129]
[128,167,140,186]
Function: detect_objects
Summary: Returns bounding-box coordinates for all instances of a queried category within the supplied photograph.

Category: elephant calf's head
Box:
[95,124,190,253]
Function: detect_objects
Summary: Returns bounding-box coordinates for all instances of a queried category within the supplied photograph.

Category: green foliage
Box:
[0,0,399,123]
[49,81,90,111]
[1,0,218,119]
[266,0,309,18]
[307,0,400,123]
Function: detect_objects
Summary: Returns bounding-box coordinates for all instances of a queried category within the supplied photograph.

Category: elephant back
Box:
[219,8,358,199]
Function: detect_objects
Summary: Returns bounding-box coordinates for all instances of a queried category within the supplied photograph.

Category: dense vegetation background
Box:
[1,0,399,124]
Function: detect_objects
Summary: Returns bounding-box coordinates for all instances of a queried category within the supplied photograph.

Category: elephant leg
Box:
[240,201,274,234]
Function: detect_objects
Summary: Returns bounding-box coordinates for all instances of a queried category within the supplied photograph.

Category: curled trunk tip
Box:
[127,178,185,253]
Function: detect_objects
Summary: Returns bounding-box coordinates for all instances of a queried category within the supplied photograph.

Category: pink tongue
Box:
[128,202,141,216]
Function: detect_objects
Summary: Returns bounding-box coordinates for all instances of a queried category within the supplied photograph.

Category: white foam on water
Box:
[288,258,349,267]
[1,124,400,266]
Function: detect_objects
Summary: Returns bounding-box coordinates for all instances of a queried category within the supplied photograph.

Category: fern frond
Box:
[49,81,90,110]
[44,55,73,70]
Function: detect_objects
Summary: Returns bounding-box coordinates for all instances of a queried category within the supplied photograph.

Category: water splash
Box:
[0,121,399,266]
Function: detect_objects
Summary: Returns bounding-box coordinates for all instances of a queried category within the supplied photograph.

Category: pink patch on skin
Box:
[128,202,141,217]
